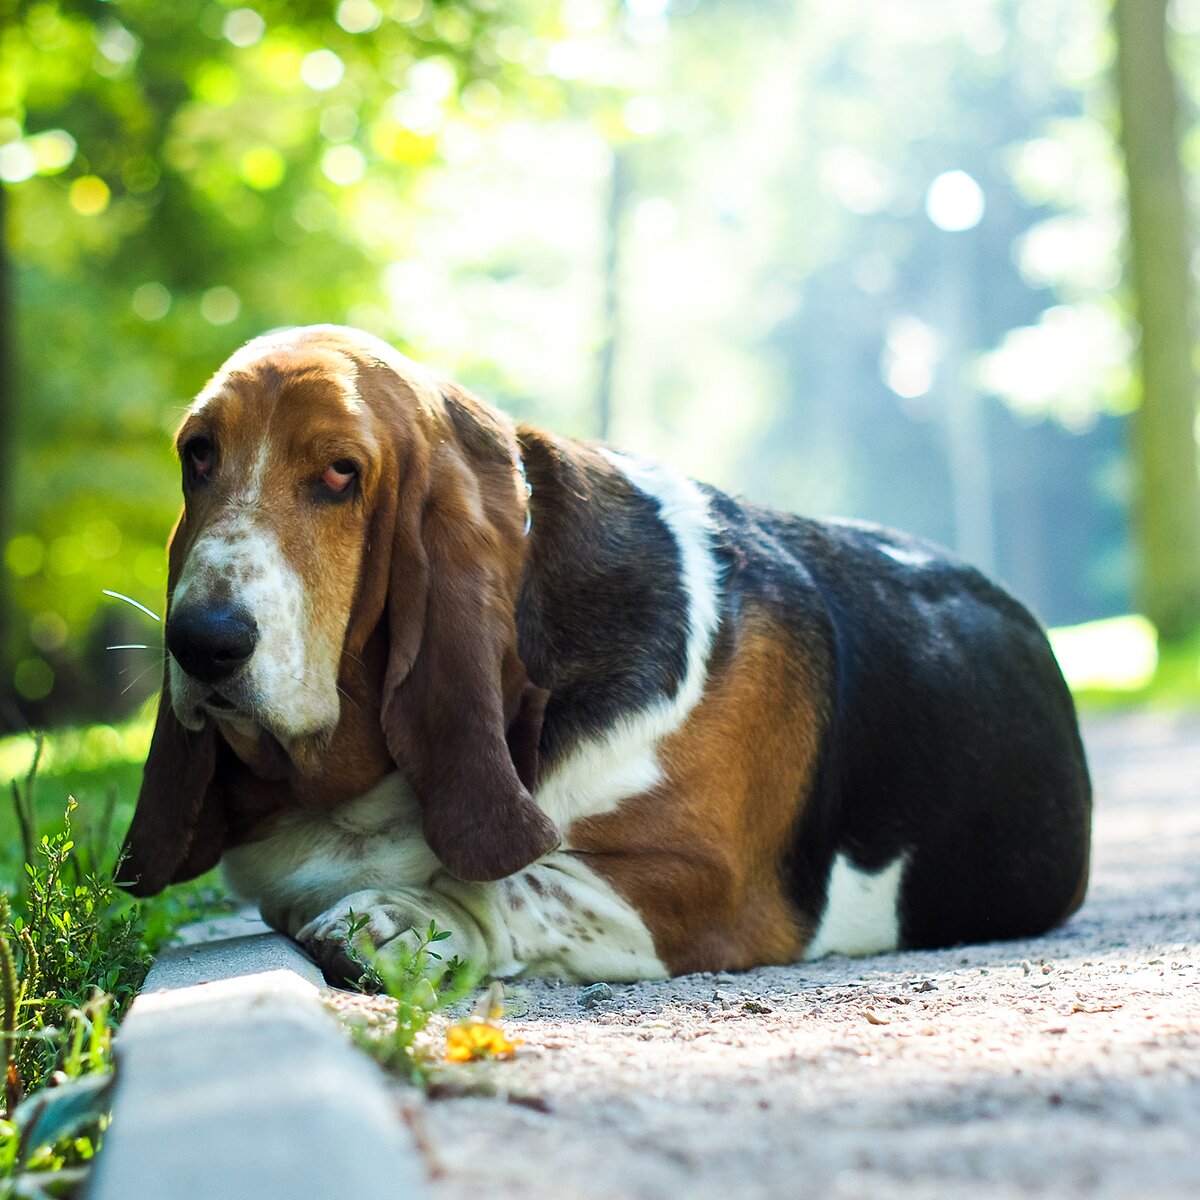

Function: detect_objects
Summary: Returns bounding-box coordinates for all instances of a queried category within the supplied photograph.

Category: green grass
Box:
[0,716,153,879]
[0,724,227,1197]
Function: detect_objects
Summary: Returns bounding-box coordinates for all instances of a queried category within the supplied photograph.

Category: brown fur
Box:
[567,616,829,974]
[123,333,830,966]
[122,332,557,895]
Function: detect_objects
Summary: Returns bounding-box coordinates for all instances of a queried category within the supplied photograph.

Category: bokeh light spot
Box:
[200,286,241,325]
[5,535,44,577]
[337,0,382,34]
[15,658,55,702]
[83,519,122,560]
[30,612,68,653]
[96,20,140,66]
[240,146,286,189]
[224,8,266,48]
[925,170,985,232]
[301,49,346,91]
[321,143,367,186]
[29,129,77,174]
[132,282,172,321]
[461,79,502,121]
[0,142,37,184]
[70,176,111,216]
[48,535,85,576]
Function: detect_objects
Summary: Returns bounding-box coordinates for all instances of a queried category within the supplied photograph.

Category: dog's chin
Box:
[204,705,334,780]
[282,724,337,776]
[168,664,337,776]
[169,689,207,732]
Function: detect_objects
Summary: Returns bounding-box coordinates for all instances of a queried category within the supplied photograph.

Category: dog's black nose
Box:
[166,603,258,684]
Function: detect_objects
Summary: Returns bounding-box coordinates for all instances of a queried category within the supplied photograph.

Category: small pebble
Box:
[579,982,614,1007]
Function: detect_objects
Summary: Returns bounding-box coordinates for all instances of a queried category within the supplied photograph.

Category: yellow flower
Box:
[444,1017,521,1063]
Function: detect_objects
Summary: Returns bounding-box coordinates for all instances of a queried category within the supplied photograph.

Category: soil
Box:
[348,712,1200,1199]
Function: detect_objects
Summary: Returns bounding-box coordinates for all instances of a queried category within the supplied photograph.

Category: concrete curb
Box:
[86,913,427,1200]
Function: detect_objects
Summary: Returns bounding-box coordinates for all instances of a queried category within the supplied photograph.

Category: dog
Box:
[119,324,1092,982]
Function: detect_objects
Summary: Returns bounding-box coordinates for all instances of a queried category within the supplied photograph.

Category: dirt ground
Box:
[387,713,1200,1199]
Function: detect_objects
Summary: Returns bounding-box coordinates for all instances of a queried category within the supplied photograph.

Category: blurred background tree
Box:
[1113,0,1200,644]
[0,0,1197,731]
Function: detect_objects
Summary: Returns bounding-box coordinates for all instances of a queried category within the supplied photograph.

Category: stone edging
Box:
[85,912,426,1200]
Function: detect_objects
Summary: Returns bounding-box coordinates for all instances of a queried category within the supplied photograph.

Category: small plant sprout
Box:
[339,919,476,1083]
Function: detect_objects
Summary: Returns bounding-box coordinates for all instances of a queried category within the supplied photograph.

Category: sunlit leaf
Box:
[13,1073,113,1161]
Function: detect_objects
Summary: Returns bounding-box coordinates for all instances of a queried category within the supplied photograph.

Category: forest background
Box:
[2,0,1198,733]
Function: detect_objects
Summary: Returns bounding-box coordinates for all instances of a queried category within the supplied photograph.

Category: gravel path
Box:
[389,712,1200,1199]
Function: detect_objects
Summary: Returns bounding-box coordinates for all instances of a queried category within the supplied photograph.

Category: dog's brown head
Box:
[119,326,558,896]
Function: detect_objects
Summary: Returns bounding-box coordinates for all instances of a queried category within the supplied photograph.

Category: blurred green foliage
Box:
[1,0,588,726]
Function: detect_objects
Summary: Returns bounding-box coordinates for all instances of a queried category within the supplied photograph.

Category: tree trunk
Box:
[0,183,16,726]
[593,149,629,441]
[1113,0,1200,643]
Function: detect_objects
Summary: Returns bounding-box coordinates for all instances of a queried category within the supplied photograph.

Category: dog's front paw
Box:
[295,890,437,987]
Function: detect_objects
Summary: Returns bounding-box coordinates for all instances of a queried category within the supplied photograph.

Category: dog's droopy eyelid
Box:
[181,435,215,483]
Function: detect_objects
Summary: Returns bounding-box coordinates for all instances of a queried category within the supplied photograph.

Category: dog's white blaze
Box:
[246,440,270,502]
[170,515,338,737]
[804,852,907,960]
[536,450,721,833]
[223,772,666,981]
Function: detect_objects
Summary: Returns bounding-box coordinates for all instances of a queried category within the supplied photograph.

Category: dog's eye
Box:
[322,459,358,497]
[183,436,214,484]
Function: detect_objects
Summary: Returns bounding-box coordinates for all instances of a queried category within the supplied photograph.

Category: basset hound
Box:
[119,325,1092,982]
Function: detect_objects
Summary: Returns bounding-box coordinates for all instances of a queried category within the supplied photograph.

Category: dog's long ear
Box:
[116,515,228,896]
[379,386,559,882]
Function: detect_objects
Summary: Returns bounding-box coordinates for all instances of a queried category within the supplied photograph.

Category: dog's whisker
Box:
[117,652,166,674]
[121,661,165,695]
[106,644,152,651]
[102,589,161,622]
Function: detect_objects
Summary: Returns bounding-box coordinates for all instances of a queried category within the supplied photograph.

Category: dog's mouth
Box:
[199,690,258,731]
